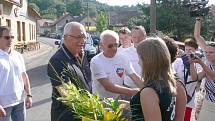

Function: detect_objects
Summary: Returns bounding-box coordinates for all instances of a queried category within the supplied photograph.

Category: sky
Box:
[96,0,215,6]
[96,0,150,6]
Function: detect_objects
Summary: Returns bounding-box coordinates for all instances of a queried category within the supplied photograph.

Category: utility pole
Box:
[65,0,68,12]
[87,1,90,32]
[150,0,156,34]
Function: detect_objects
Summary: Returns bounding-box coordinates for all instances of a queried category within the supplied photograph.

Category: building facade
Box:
[0,0,41,47]
[51,13,72,35]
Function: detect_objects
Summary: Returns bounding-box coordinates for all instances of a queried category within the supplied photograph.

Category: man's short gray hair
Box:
[63,22,85,36]
[100,30,119,43]
[132,25,147,37]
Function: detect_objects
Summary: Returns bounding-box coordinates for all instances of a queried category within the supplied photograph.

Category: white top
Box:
[90,52,135,99]
[121,46,141,88]
[0,49,26,108]
[117,46,127,53]
[172,58,202,108]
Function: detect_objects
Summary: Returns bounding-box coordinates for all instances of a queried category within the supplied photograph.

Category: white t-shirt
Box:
[120,46,141,88]
[0,49,26,108]
[117,46,127,53]
[90,52,135,99]
[172,58,202,108]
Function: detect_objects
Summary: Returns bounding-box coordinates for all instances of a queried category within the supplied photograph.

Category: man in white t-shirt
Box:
[122,26,147,88]
[117,27,133,53]
[90,30,143,99]
[0,26,32,121]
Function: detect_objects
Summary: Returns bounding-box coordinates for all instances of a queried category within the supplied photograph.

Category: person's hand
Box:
[191,58,202,65]
[195,110,200,120]
[130,88,140,96]
[25,96,33,108]
[0,105,6,117]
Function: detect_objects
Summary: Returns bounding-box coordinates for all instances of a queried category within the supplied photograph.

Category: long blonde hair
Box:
[137,37,176,94]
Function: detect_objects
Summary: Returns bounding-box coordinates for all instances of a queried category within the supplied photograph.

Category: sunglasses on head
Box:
[0,36,14,40]
[107,43,119,48]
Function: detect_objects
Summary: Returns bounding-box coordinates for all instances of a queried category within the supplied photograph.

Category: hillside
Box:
[28,0,139,19]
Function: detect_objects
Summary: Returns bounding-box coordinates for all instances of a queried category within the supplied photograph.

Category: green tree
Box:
[96,11,108,32]
[41,8,57,19]
[28,3,40,12]
[66,1,84,16]
[128,0,215,41]
[55,3,66,17]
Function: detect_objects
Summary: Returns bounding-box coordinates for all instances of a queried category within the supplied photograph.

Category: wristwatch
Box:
[196,18,201,21]
[27,94,33,98]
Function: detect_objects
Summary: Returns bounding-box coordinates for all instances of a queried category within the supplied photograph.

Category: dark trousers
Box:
[51,101,81,121]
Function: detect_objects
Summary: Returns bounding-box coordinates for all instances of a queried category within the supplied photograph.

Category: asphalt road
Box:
[24,37,58,121]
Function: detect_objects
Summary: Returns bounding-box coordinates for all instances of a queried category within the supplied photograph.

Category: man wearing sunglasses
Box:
[47,22,92,121]
[0,26,32,121]
[90,30,143,99]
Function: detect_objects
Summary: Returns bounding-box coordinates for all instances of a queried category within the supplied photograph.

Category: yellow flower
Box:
[104,111,116,121]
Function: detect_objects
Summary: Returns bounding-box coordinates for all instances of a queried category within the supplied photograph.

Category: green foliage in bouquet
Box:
[57,82,127,121]
[57,82,104,120]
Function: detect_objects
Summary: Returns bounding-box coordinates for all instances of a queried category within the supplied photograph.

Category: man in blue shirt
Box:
[47,22,92,121]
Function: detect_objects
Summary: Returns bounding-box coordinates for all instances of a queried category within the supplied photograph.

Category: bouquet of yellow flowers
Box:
[57,82,129,121]
[51,63,129,121]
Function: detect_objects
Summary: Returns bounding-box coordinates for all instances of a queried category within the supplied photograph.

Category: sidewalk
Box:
[22,42,53,64]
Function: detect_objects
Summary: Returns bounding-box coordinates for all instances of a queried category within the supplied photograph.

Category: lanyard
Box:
[183,66,198,84]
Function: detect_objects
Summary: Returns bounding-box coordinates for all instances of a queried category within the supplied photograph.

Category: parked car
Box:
[55,33,98,62]
[91,35,100,46]
[49,33,61,39]
[85,34,97,61]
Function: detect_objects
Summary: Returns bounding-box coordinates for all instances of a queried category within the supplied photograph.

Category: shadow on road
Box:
[32,97,52,108]
[27,64,50,88]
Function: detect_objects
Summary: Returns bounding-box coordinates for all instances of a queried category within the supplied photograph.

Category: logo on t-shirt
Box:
[116,68,124,78]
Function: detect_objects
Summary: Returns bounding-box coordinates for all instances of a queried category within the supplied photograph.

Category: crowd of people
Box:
[46,16,214,121]
[0,4,215,121]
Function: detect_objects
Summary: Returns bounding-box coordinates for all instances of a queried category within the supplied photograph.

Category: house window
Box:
[29,24,31,40]
[22,22,25,41]
[34,25,36,39]
[17,21,21,41]
[6,19,11,28]
[31,24,33,40]
[85,22,91,26]
[32,25,34,40]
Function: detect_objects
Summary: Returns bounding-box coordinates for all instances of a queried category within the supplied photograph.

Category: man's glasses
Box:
[0,36,14,40]
[65,34,86,40]
[107,43,119,48]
